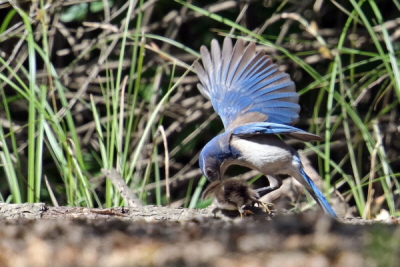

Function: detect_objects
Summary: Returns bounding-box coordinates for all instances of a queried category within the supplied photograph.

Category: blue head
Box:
[199,133,240,181]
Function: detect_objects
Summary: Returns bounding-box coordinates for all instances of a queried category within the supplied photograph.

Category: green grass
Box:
[0,0,399,218]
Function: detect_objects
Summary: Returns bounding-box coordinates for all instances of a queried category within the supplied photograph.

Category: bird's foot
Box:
[238,209,254,218]
[254,200,275,215]
[237,206,256,218]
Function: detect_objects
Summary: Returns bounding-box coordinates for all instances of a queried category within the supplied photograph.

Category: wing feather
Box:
[194,37,300,130]
[232,122,324,142]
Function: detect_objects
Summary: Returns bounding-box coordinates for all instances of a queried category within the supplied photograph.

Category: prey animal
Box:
[202,178,273,218]
[194,37,336,217]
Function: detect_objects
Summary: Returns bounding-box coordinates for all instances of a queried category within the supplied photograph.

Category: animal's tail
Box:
[298,165,337,218]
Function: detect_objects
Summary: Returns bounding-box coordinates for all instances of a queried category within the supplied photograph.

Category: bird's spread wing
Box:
[232,122,323,142]
[194,37,300,131]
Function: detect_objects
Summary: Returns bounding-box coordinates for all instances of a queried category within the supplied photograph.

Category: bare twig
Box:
[101,168,143,210]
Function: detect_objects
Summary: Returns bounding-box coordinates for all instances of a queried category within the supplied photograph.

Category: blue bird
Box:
[194,37,337,217]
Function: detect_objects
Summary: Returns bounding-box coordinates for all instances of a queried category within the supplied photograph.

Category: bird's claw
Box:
[254,200,275,214]
[239,209,254,218]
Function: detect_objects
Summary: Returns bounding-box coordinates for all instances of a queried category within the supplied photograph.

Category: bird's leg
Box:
[255,175,282,197]
[212,207,220,218]
[237,207,244,218]
[254,186,277,196]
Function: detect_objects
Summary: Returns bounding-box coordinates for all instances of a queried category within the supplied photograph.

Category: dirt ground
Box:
[0,203,399,267]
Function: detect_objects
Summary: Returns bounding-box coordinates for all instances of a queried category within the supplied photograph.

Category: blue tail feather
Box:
[298,166,337,217]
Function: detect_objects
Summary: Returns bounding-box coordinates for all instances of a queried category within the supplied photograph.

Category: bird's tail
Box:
[298,166,337,218]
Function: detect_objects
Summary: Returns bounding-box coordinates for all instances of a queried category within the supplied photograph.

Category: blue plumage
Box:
[195,37,299,129]
[296,156,337,217]
[232,122,324,141]
[195,37,336,217]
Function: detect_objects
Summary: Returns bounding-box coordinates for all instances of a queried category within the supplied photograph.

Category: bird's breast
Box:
[230,135,295,175]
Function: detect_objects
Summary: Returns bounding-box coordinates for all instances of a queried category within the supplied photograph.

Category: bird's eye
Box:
[206,168,214,178]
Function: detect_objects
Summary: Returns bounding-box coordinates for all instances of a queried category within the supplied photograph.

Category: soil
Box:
[0,203,399,267]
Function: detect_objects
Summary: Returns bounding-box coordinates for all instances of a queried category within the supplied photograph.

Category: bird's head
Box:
[199,133,239,181]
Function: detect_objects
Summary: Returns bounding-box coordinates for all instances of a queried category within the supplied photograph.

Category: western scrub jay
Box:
[194,37,337,218]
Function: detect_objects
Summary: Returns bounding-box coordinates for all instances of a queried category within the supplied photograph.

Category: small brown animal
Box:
[202,178,272,217]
